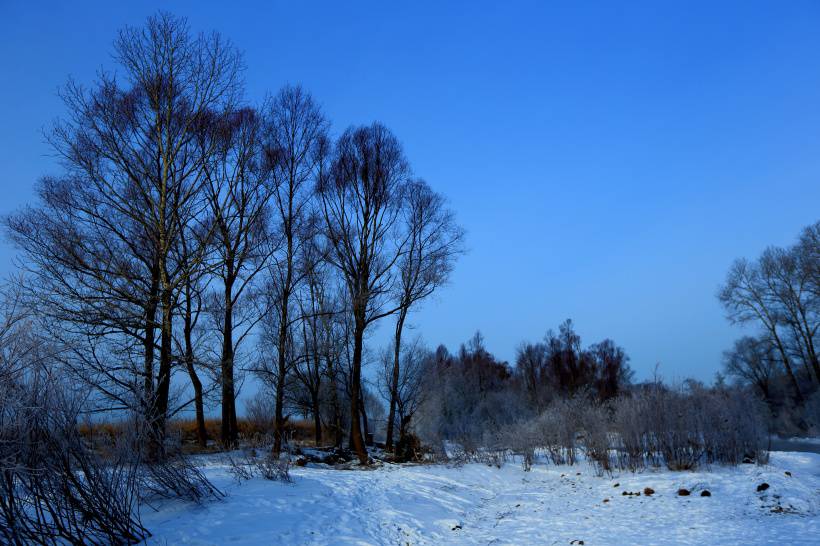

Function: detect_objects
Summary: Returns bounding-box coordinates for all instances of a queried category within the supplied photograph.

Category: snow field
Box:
[143,451,820,545]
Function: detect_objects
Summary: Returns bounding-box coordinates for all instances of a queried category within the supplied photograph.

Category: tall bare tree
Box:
[759,246,819,383]
[262,85,329,454]
[118,13,242,453]
[204,107,272,447]
[318,123,411,463]
[719,258,804,401]
[385,180,464,450]
[172,214,214,447]
[290,240,339,445]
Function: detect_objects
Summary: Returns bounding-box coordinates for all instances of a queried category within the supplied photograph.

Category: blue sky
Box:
[2,1,819,382]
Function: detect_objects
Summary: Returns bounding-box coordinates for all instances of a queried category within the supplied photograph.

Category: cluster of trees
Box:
[410,323,633,454]
[719,221,820,433]
[3,13,464,465]
[513,320,633,407]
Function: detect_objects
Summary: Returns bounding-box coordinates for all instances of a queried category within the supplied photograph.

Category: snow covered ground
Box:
[142,451,820,545]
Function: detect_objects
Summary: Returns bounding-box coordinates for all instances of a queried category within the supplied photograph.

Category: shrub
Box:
[0,371,149,544]
[394,432,424,463]
[443,384,769,473]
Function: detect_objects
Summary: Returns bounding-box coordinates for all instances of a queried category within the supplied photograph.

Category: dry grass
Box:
[78,417,323,453]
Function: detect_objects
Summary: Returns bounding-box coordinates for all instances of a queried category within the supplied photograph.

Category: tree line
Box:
[3,12,464,465]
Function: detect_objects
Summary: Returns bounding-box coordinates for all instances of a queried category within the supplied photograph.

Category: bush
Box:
[0,370,149,545]
[435,383,768,473]
[394,432,424,463]
[226,447,292,483]
[607,384,768,471]
[0,347,222,543]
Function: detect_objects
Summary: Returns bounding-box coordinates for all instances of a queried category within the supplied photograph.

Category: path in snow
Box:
[143,451,820,545]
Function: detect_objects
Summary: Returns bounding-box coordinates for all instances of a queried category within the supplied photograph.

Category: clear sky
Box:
[2,1,819,382]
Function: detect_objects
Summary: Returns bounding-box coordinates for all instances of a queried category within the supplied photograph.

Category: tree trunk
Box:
[386,312,406,451]
[221,278,238,447]
[773,332,804,403]
[328,357,343,448]
[398,415,411,446]
[188,358,207,448]
[798,312,820,383]
[142,260,160,454]
[759,382,771,404]
[150,286,174,461]
[274,187,297,455]
[359,387,370,446]
[143,264,159,422]
[273,293,289,455]
[183,291,207,448]
[312,395,322,446]
[348,318,368,464]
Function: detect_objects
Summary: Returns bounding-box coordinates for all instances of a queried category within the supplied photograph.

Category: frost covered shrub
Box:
[641,385,703,470]
[578,401,612,475]
[693,387,769,466]
[607,383,768,471]
[139,445,223,503]
[500,396,585,467]
[500,419,539,470]
[256,452,292,482]
[612,393,658,470]
[0,292,148,544]
[0,299,222,543]
[226,448,291,483]
[414,339,527,459]
[537,397,582,465]
[0,368,149,545]
[414,333,767,472]
[500,384,769,473]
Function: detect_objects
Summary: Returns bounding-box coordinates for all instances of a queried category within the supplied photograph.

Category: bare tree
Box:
[262,85,329,454]
[385,180,464,449]
[318,123,411,463]
[588,339,632,400]
[723,335,777,402]
[759,246,819,383]
[515,341,552,411]
[203,107,272,447]
[291,242,339,445]
[116,13,243,454]
[546,319,596,395]
[512,322,631,405]
[378,338,431,452]
[171,215,214,448]
[719,258,804,401]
